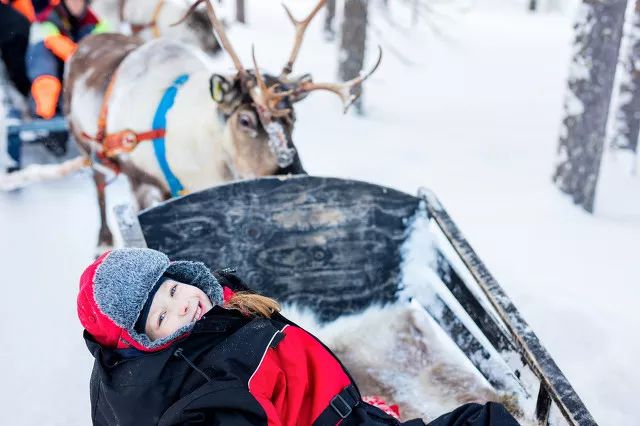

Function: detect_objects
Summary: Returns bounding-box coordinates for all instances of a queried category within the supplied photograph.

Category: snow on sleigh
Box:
[115,175,596,425]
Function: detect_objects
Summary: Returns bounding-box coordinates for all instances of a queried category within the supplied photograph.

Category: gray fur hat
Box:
[78,248,223,351]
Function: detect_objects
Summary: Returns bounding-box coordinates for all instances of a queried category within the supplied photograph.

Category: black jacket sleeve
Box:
[427,403,520,426]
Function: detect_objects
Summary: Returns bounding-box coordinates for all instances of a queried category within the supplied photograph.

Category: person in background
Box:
[26,0,108,120]
[0,0,36,96]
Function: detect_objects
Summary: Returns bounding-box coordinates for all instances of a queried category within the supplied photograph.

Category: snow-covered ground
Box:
[1,0,638,424]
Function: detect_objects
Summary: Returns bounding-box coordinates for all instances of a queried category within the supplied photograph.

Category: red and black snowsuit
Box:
[80,250,519,425]
[84,269,425,425]
[86,306,424,425]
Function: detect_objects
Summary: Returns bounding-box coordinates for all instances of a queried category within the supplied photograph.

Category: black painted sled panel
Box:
[140,176,419,322]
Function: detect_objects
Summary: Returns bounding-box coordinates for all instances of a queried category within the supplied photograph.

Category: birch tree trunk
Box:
[235,0,245,24]
[553,0,627,213]
[611,0,640,154]
[339,0,368,114]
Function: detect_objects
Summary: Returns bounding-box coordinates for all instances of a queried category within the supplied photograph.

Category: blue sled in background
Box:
[5,116,71,172]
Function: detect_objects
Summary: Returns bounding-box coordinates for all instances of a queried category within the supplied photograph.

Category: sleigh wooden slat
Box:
[124,175,595,426]
[420,188,596,426]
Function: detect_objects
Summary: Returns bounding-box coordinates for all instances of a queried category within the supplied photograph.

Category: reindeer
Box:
[91,0,221,53]
[58,0,381,254]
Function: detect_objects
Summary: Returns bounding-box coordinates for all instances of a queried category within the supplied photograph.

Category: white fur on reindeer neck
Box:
[75,39,225,195]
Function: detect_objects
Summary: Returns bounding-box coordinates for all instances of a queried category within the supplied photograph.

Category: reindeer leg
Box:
[120,160,170,210]
[67,122,112,256]
[93,170,114,257]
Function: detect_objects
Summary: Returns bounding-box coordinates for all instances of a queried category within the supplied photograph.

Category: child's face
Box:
[144,279,214,341]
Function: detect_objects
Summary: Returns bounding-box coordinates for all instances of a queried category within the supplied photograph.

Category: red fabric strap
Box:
[102,129,165,157]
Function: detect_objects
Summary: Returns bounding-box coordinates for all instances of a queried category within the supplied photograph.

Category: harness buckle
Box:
[121,129,138,149]
[103,129,139,157]
[330,394,353,419]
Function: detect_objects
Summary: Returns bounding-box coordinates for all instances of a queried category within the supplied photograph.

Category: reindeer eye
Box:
[238,111,256,131]
[239,116,251,127]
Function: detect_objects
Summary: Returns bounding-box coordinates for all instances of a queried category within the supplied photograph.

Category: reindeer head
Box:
[208,70,312,177]
[181,0,381,176]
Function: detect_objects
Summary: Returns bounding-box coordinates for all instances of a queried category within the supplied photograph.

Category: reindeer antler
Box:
[281,0,327,77]
[203,0,247,76]
[295,46,383,113]
[251,46,292,120]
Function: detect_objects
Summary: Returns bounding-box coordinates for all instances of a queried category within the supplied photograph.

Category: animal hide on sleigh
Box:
[283,302,532,424]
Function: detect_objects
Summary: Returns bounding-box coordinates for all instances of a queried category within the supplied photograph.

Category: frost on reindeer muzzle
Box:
[265,121,296,168]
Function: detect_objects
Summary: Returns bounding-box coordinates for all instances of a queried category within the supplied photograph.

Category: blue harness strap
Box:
[152,74,189,197]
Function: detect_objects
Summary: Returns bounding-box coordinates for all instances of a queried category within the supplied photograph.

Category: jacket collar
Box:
[84,306,251,365]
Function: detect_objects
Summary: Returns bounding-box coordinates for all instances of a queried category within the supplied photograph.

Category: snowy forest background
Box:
[1,0,639,424]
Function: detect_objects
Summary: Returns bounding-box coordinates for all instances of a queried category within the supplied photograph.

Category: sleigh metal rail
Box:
[419,189,596,426]
[115,175,596,426]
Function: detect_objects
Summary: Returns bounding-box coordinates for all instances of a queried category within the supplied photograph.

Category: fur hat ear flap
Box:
[92,248,170,330]
[134,275,171,335]
[163,261,224,306]
[78,248,170,350]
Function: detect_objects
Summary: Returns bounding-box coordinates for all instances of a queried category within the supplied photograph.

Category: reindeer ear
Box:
[290,73,313,103]
[209,74,233,104]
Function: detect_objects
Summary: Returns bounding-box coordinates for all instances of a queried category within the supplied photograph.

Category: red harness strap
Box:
[102,128,165,156]
[81,67,165,173]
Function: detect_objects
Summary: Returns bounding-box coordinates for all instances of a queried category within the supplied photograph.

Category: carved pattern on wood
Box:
[140,177,418,321]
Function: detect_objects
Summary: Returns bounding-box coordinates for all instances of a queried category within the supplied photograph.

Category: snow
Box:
[398,202,439,308]
[1,0,638,424]
[563,87,585,116]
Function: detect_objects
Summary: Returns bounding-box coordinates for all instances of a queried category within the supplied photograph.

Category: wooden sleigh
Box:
[115,175,596,426]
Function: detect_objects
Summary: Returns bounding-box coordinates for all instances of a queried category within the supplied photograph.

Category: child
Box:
[78,248,520,425]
